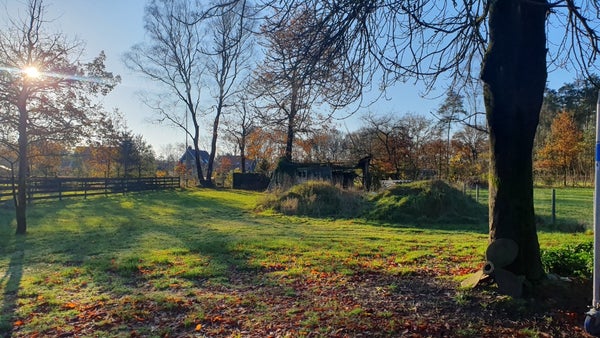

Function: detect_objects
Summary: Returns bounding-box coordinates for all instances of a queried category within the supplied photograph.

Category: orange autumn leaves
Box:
[535,111,584,186]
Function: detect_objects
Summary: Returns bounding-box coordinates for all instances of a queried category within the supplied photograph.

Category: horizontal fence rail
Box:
[0,177,180,202]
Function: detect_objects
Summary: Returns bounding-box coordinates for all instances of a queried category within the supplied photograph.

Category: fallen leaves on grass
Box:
[6,265,593,337]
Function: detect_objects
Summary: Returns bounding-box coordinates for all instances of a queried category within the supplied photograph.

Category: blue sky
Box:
[0,0,583,157]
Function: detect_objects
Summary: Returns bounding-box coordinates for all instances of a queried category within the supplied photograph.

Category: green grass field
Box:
[465,186,594,230]
[0,187,594,337]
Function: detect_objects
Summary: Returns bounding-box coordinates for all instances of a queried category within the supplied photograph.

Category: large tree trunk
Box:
[481,0,548,282]
[16,96,28,235]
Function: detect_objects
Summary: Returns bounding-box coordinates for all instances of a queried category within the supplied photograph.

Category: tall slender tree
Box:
[200,0,255,185]
[436,90,467,179]
[222,94,256,173]
[126,0,255,186]
[124,0,207,185]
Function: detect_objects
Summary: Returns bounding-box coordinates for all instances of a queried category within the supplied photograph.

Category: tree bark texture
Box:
[285,83,300,161]
[16,93,28,235]
[192,129,207,187]
[481,0,548,281]
[206,98,224,186]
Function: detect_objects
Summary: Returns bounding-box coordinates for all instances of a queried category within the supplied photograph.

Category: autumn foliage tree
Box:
[536,112,583,186]
[361,113,411,179]
[299,126,349,163]
[87,145,119,178]
[536,76,599,185]
[245,126,285,171]
[86,110,128,178]
[451,125,489,183]
[28,141,65,177]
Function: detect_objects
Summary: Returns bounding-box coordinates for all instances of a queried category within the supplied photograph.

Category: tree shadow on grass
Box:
[0,190,262,336]
[0,236,25,337]
[34,190,256,275]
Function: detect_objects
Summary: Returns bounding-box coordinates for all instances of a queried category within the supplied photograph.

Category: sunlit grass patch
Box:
[534,187,593,231]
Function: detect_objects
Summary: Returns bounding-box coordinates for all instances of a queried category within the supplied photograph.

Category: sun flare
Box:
[23,66,40,79]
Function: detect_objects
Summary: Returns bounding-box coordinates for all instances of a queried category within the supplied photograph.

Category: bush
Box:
[541,241,593,278]
[256,181,366,218]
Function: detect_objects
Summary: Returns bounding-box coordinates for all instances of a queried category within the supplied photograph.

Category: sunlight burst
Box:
[23,66,41,79]
[0,65,113,85]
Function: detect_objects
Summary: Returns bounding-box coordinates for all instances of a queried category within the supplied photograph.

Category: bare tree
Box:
[200,0,255,185]
[0,0,119,234]
[222,94,257,173]
[124,0,208,185]
[125,0,255,186]
[157,142,184,176]
[400,114,436,180]
[305,126,349,163]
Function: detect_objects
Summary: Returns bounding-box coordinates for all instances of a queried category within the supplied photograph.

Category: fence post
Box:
[27,179,32,204]
[58,179,62,201]
[551,188,556,225]
[476,184,480,202]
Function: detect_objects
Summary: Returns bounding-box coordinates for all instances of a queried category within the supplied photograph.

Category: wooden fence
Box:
[0,177,180,202]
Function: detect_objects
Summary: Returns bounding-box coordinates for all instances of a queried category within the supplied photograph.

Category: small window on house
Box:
[297,169,307,178]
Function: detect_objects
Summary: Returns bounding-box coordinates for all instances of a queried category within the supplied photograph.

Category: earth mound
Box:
[258,180,365,218]
[367,180,487,224]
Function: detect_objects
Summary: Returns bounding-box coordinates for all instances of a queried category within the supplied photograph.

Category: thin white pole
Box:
[594,89,600,307]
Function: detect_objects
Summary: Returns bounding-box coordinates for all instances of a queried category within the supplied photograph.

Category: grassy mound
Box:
[257,180,366,218]
[367,180,487,224]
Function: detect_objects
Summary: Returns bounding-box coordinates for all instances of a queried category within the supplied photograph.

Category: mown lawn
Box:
[0,187,594,337]
[466,186,594,229]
